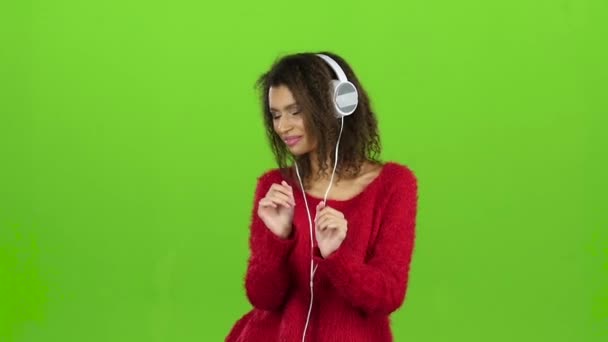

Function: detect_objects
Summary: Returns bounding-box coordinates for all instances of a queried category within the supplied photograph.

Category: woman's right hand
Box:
[257,181,296,239]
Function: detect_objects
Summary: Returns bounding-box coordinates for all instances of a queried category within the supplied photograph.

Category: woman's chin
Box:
[285,142,313,156]
[289,150,304,156]
[287,147,308,156]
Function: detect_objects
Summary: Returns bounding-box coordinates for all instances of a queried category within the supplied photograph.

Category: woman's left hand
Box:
[315,202,348,258]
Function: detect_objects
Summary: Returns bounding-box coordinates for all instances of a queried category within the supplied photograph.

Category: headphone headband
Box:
[316,54,348,82]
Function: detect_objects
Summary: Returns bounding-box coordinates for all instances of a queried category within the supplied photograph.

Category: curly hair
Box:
[255,51,382,189]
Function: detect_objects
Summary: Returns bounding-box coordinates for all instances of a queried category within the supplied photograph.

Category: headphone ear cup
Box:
[331,80,358,118]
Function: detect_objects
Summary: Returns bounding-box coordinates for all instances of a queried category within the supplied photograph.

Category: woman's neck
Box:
[307,152,366,185]
[308,152,333,182]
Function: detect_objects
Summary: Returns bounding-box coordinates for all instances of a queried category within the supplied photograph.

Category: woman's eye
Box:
[271,109,299,119]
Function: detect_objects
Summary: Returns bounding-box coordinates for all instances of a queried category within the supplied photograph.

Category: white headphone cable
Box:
[298,116,345,342]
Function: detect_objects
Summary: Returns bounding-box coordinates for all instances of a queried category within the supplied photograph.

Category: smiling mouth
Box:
[284,136,302,146]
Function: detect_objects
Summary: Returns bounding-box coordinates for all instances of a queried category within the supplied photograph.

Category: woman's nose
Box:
[277,116,292,132]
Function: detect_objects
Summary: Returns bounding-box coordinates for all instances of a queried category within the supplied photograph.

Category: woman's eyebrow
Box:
[270,103,299,112]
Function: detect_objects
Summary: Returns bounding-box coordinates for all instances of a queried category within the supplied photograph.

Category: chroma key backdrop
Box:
[0,0,606,341]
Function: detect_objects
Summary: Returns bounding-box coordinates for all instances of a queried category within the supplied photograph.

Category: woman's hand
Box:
[315,202,348,258]
[257,181,296,239]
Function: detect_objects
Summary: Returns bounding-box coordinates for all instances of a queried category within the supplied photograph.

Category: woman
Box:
[226,52,418,342]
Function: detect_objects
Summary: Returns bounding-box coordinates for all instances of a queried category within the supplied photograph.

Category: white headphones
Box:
[297,53,357,342]
[316,54,359,117]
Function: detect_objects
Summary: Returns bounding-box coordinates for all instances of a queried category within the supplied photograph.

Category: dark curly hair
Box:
[255,51,382,189]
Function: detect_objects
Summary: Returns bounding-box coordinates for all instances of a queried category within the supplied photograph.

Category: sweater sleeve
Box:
[313,168,418,315]
[244,172,296,311]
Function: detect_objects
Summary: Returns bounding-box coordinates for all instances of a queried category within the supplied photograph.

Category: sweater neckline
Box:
[297,161,393,204]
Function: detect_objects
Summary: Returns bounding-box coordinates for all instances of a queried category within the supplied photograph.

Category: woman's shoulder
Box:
[381,161,417,187]
[374,161,418,200]
[376,161,418,207]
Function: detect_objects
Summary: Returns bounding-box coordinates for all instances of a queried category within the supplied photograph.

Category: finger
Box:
[328,222,347,233]
[315,212,326,224]
[269,191,292,203]
[315,220,323,231]
[317,206,344,219]
[318,222,340,233]
[316,201,325,211]
[281,181,294,195]
[282,181,296,202]
[317,216,335,231]
[269,192,295,207]
[322,206,344,218]
[281,180,293,191]
[316,215,328,227]
[315,214,328,230]
[314,201,325,221]
[270,183,294,197]
[270,184,295,204]
[322,217,347,233]
[316,206,333,220]
[264,194,291,208]
[316,208,339,223]
[269,197,293,208]
[315,209,327,223]
[259,198,277,208]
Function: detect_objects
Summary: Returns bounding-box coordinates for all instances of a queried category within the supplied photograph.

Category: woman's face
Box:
[269,85,316,155]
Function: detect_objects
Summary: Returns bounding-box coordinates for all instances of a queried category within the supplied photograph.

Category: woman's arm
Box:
[313,168,418,315]
[244,173,295,311]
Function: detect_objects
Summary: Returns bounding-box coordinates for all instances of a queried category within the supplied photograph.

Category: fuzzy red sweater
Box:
[226,161,418,342]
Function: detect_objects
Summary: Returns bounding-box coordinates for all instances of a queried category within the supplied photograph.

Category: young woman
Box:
[226,52,418,342]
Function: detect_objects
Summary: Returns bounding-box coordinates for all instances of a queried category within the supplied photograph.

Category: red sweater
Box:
[226,161,418,342]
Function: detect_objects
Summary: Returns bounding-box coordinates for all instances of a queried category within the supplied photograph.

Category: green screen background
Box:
[1,0,606,341]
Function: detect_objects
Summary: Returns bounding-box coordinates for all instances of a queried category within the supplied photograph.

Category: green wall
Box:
[1,0,606,341]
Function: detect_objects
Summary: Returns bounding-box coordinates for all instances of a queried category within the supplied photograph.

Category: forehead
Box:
[268,85,296,104]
